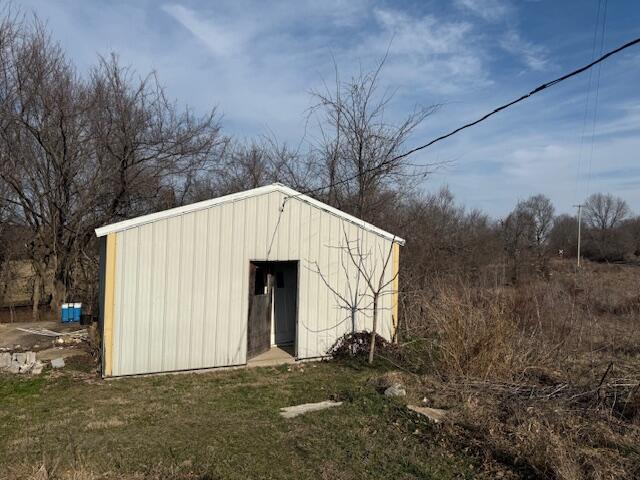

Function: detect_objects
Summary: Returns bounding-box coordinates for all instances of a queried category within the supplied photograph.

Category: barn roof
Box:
[95,183,405,245]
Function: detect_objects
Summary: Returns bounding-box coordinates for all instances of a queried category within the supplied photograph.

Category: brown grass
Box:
[396,259,640,479]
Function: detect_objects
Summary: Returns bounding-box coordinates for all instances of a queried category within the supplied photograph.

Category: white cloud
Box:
[373,8,472,55]
[355,8,491,94]
[162,4,246,57]
[500,30,550,71]
[16,0,640,216]
[455,0,512,22]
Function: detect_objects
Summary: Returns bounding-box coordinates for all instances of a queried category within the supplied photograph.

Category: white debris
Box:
[407,405,447,423]
[31,361,44,375]
[16,327,87,338]
[51,358,65,369]
[384,384,407,397]
[279,400,343,418]
[0,351,46,375]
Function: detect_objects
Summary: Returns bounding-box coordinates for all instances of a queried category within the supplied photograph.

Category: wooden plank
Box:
[391,242,400,341]
[247,266,273,359]
[103,233,117,377]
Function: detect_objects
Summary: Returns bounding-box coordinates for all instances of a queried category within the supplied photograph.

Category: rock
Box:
[31,361,44,375]
[407,405,447,423]
[26,351,36,364]
[280,400,343,418]
[384,384,407,397]
[51,358,65,369]
[18,362,34,373]
[0,352,10,369]
[12,352,27,365]
[7,364,20,374]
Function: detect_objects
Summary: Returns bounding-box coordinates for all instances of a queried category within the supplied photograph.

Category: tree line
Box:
[0,12,637,318]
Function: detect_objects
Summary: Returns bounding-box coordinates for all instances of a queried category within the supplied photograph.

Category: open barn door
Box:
[247,263,273,359]
[247,261,298,361]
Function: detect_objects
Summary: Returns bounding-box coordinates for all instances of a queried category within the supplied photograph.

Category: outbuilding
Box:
[96,184,403,377]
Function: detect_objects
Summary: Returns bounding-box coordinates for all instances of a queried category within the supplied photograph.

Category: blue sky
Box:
[22,0,640,217]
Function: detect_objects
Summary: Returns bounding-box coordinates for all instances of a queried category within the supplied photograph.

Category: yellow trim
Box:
[103,233,117,377]
[391,242,400,341]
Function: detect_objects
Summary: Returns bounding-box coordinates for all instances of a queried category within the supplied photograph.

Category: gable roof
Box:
[95,183,405,245]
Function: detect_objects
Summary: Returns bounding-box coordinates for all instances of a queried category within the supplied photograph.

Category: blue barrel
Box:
[61,303,70,323]
[73,303,82,322]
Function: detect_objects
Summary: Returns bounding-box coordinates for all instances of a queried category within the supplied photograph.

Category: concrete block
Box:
[31,361,44,375]
[51,358,65,369]
[12,352,27,365]
[279,401,343,418]
[0,352,10,369]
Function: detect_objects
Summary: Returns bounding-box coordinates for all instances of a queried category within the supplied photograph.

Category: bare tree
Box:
[311,226,398,364]
[0,14,226,313]
[501,208,531,284]
[518,194,555,272]
[583,193,630,259]
[309,55,439,222]
[584,193,629,231]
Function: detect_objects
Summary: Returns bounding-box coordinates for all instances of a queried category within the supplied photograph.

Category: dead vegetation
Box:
[391,259,640,479]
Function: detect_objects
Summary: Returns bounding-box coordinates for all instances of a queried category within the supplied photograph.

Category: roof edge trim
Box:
[95,183,406,245]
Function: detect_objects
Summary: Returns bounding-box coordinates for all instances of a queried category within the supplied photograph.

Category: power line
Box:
[574,0,605,203]
[585,0,609,199]
[299,34,640,198]
[267,32,640,238]
[390,32,638,167]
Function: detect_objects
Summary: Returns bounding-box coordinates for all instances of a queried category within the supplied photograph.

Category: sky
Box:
[20,0,640,217]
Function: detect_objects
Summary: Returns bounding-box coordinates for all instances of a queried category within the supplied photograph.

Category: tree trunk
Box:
[50,276,67,317]
[32,276,41,321]
[368,293,378,364]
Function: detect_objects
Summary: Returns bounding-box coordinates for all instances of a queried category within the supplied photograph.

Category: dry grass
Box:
[396,259,640,479]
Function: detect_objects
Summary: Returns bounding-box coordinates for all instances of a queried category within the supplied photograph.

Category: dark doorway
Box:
[247,261,298,360]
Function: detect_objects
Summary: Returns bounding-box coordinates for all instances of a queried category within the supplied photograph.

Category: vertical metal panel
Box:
[162,215,183,373]
[230,200,246,365]
[110,189,398,375]
[175,213,195,370]
[134,223,153,374]
[119,228,139,375]
[203,205,222,366]
[148,220,167,373]
[112,230,124,376]
[216,201,234,366]
[189,209,209,369]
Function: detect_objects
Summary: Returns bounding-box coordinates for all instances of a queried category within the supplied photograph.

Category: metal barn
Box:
[96,184,404,377]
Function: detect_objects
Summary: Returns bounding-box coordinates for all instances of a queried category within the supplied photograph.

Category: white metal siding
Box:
[111,190,397,376]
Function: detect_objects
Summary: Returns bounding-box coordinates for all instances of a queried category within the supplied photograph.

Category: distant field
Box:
[0,359,476,480]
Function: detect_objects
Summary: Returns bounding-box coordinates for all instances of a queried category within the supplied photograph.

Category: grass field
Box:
[3,260,639,479]
[0,359,476,480]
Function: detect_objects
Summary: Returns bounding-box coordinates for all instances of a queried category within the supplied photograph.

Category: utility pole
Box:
[573,204,583,267]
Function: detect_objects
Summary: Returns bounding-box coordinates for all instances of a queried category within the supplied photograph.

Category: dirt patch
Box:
[0,320,86,350]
